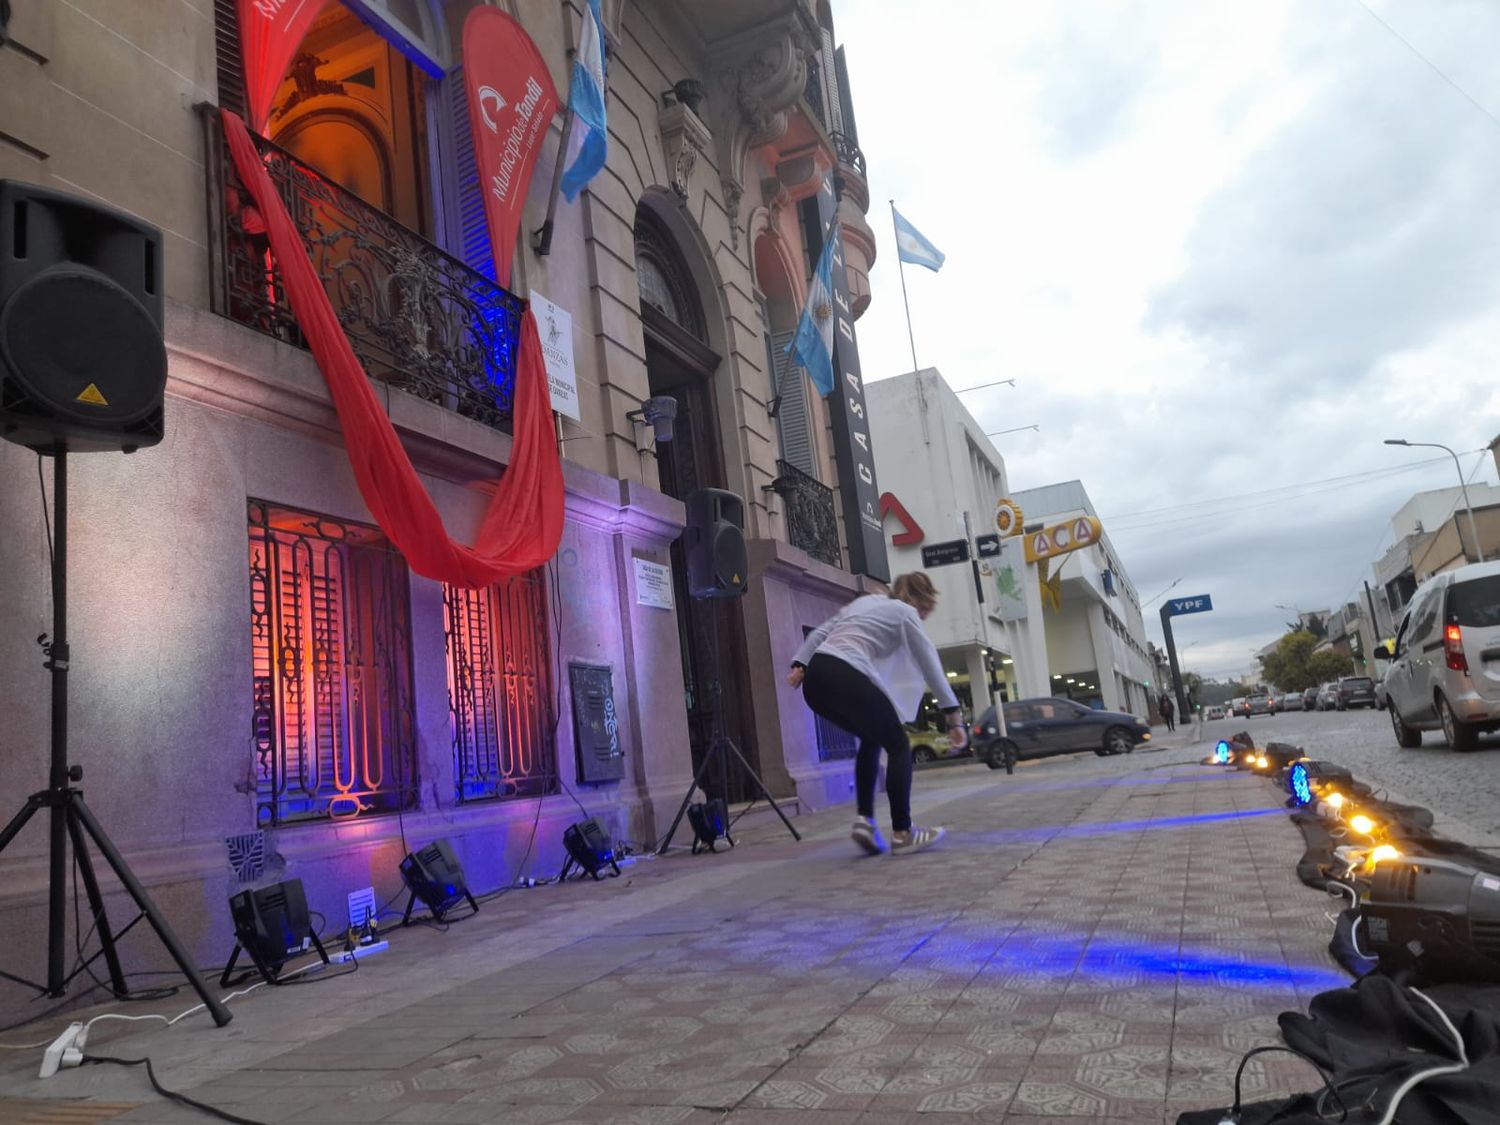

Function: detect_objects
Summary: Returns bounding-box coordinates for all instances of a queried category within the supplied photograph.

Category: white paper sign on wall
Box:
[633,557,673,609]
[530,291,580,421]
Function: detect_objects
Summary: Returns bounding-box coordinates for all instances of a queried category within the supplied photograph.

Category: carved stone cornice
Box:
[658,100,712,200]
[707,8,820,184]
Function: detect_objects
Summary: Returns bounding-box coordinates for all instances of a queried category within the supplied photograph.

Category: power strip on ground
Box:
[338,939,388,963]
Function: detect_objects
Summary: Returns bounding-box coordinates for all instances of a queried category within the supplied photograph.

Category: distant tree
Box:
[1259,631,1322,692]
[1307,649,1354,684]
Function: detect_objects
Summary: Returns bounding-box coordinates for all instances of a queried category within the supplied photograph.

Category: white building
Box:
[1004,481,1155,717]
[867,371,1012,717]
[867,373,1153,722]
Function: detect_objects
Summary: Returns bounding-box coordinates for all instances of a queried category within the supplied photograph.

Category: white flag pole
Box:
[890,200,919,374]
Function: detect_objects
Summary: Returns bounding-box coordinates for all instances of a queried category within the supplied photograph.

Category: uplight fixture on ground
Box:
[1369,844,1400,865]
[1349,814,1377,837]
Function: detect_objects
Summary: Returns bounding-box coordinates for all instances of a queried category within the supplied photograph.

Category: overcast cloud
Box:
[838,0,1500,680]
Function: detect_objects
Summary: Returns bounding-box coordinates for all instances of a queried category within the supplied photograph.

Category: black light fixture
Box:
[560,817,621,881]
[399,839,478,924]
[687,798,733,854]
[1360,855,1500,983]
[222,878,329,986]
[661,78,706,114]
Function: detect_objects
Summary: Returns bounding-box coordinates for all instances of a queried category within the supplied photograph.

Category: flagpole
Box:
[890,199,919,374]
[533,107,576,258]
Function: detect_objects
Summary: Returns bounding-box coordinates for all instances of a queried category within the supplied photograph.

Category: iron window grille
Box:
[249,501,418,826]
[444,571,558,802]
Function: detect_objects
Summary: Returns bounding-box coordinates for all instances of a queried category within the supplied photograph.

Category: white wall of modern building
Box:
[867,371,1012,718]
[1006,481,1155,718]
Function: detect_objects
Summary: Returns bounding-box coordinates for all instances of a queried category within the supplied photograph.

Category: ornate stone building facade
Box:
[0,0,879,1003]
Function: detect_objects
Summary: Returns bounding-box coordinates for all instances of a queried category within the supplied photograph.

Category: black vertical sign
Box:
[812,176,890,582]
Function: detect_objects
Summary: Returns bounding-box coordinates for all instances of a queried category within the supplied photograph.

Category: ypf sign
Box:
[1166,595,1214,617]
[1023,515,1103,564]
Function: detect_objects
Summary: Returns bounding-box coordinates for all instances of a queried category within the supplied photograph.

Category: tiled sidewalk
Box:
[0,748,1350,1124]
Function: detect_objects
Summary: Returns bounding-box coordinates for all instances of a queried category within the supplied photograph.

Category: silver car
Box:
[1379,561,1500,751]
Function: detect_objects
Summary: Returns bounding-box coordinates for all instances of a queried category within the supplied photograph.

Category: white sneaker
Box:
[851,817,888,855]
[890,825,945,855]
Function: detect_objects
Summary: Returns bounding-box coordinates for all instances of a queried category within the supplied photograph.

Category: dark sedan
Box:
[1336,676,1377,710]
[973,697,1151,770]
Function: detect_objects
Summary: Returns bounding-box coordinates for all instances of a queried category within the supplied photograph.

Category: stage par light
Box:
[223,877,329,986]
[1369,844,1400,865]
[1349,814,1376,836]
[1214,740,1231,764]
[1360,855,1500,983]
[399,839,479,924]
[1288,761,1312,806]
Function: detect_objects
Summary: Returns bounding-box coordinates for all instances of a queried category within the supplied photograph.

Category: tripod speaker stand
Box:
[0,453,232,1025]
[656,598,801,855]
[0,182,228,1024]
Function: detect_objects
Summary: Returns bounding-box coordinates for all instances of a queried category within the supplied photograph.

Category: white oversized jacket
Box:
[791,594,960,722]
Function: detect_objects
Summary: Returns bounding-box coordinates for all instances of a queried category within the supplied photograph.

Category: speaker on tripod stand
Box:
[0,181,230,1024]
[656,489,801,854]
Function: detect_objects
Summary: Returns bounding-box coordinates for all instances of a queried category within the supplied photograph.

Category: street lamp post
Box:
[985,425,1040,439]
[1384,439,1486,563]
[954,379,1017,394]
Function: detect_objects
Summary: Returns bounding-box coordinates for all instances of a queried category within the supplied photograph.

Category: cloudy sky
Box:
[836,0,1500,681]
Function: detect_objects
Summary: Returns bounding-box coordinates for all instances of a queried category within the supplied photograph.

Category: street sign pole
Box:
[962,511,984,604]
[1160,594,1214,718]
[1159,604,1187,718]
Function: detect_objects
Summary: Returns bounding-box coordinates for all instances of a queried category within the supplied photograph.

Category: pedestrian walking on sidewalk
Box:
[1160,693,1175,732]
[787,572,966,856]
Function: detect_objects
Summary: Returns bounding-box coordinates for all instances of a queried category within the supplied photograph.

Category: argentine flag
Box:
[892,207,945,272]
[785,226,839,396]
[561,0,607,202]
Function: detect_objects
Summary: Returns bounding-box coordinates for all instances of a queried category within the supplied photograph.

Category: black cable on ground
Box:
[83,1055,268,1125]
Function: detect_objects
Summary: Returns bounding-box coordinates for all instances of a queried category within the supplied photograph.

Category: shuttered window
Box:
[429,66,497,282]
[213,0,247,117]
[768,328,815,477]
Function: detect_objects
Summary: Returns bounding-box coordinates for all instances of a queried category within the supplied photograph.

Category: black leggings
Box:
[802,653,913,831]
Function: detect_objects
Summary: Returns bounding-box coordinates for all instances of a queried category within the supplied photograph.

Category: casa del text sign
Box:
[1166,594,1214,617]
[1022,515,1103,564]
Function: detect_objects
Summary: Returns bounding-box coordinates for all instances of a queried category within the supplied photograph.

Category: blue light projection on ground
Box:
[985,932,1348,993]
[968,805,1285,846]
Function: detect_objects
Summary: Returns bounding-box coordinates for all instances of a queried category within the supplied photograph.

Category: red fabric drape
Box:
[236,0,328,134]
[221,108,564,587]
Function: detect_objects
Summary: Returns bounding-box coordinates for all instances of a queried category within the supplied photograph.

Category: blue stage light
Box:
[1214,740,1231,764]
[1288,761,1312,806]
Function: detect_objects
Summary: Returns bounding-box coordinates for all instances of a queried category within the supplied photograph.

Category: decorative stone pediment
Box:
[659,100,712,200]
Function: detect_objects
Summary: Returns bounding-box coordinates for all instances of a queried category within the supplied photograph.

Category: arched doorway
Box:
[634,205,760,802]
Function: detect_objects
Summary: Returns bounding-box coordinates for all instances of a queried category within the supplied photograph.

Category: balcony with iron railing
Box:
[771,459,842,568]
[200,109,523,432]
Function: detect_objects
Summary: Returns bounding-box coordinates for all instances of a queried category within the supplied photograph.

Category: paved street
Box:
[1,743,1354,1125]
[1203,706,1500,844]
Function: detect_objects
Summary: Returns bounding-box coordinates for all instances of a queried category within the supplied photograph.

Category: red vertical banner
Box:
[237,0,328,133]
[461,8,559,288]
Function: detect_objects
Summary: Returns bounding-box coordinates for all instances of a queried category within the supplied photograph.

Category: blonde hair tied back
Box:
[890,571,938,614]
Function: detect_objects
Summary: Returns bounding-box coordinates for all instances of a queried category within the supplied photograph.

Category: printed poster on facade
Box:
[530,291,581,420]
[634,557,673,609]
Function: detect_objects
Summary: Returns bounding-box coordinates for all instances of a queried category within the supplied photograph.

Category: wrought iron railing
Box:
[202,110,523,430]
[832,131,866,178]
[772,459,842,568]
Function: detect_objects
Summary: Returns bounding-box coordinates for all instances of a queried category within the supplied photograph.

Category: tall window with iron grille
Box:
[444,571,557,802]
[248,501,418,826]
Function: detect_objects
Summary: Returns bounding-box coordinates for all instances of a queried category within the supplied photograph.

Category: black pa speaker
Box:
[0,181,167,453]
[685,488,747,599]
